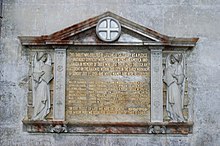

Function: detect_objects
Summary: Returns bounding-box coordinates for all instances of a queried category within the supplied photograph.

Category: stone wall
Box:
[0,0,220,145]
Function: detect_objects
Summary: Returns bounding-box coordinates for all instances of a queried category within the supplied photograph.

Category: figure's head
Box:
[37,52,47,62]
[170,54,180,64]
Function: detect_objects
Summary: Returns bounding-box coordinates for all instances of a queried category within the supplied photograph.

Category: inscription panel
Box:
[66,47,150,123]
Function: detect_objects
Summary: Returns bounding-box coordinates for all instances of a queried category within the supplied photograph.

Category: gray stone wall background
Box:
[0,0,220,146]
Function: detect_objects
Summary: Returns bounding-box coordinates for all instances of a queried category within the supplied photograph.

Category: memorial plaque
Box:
[66,47,151,123]
[20,12,198,134]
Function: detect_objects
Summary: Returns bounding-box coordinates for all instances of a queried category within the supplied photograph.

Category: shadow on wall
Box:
[0,0,2,37]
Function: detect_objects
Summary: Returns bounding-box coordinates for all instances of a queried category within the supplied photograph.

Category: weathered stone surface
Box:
[66,47,151,123]
[1,0,220,146]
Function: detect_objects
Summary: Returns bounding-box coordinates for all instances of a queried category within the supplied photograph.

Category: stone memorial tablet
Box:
[66,47,150,123]
[19,12,198,134]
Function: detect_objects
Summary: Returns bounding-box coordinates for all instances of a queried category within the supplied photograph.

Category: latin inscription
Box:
[66,49,150,119]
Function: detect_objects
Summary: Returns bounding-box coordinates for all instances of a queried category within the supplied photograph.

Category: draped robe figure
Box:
[32,52,53,120]
[163,54,185,122]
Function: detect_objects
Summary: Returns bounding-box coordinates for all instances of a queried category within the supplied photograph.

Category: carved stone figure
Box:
[32,52,53,120]
[163,53,185,122]
[148,125,166,134]
[49,124,68,133]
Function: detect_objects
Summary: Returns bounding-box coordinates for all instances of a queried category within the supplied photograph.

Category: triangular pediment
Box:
[46,11,167,43]
[64,26,157,44]
[19,11,198,47]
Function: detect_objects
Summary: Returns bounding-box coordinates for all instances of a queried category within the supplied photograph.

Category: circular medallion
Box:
[96,17,121,42]
[154,101,160,107]
[57,65,63,72]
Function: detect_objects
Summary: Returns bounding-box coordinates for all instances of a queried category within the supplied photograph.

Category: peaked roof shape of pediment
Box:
[19,11,198,47]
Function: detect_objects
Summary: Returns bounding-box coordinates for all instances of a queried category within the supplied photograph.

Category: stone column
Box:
[53,46,67,121]
[150,47,163,122]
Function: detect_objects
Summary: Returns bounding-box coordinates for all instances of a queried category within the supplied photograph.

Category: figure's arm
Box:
[164,68,175,86]
[176,74,185,85]
[33,71,45,82]
[41,65,53,83]
[172,65,184,85]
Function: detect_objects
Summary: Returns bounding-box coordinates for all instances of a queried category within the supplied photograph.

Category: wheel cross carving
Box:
[96,17,121,42]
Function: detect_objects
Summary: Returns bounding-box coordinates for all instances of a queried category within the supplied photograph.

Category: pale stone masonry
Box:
[0,1,220,146]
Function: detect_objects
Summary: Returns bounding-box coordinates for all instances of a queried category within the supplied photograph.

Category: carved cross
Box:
[96,17,121,42]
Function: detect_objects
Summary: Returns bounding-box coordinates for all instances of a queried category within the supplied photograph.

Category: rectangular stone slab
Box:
[66,46,151,123]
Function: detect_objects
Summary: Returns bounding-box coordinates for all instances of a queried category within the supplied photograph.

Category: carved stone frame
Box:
[19,12,198,134]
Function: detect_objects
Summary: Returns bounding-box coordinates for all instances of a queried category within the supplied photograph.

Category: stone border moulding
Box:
[19,11,198,134]
[23,121,193,134]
